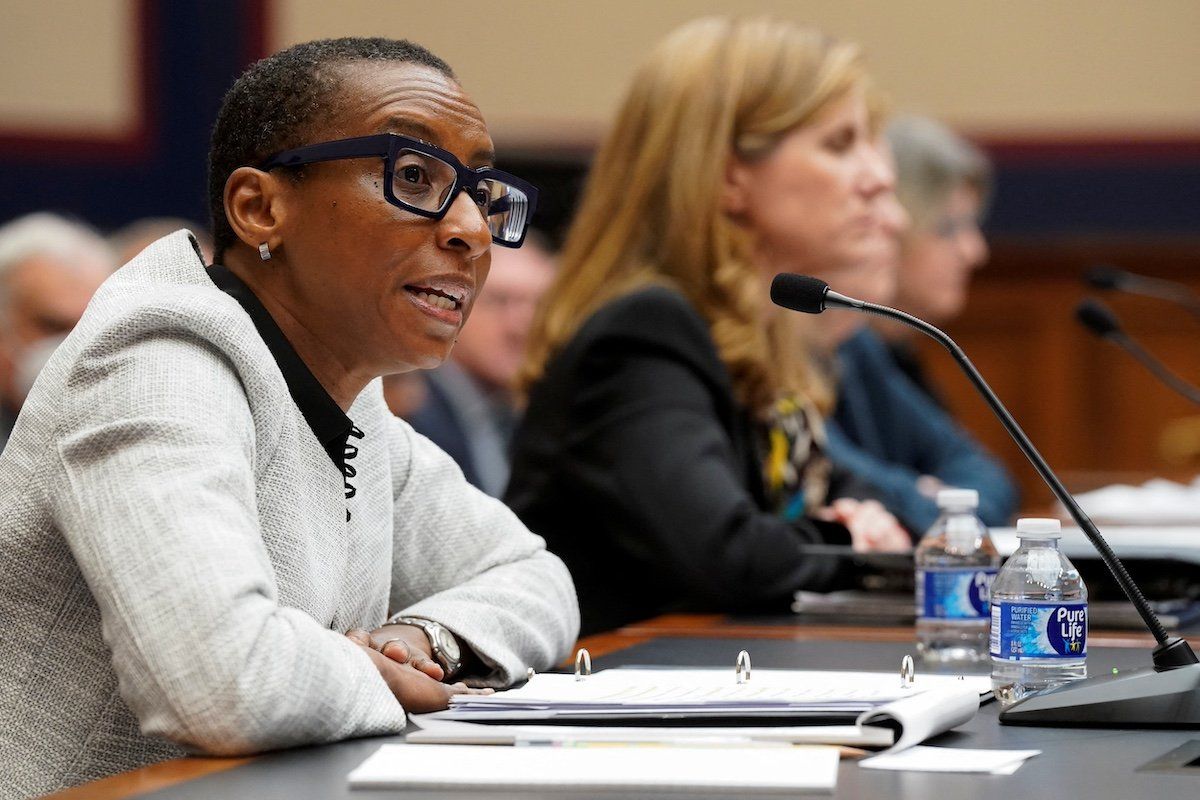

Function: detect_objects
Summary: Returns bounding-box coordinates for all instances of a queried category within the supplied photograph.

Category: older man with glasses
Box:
[0,213,114,451]
[0,37,577,799]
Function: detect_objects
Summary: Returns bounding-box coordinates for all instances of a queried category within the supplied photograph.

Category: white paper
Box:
[348,743,840,793]
[856,685,980,753]
[992,524,1200,566]
[860,744,1040,774]
[1070,477,1200,524]
[408,715,895,747]
[989,759,1028,775]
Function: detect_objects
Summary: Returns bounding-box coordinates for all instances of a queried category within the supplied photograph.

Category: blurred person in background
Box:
[382,370,430,419]
[110,217,215,265]
[0,213,114,449]
[507,17,909,636]
[797,137,909,356]
[399,230,555,495]
[878,115,993,404]
[823,117,1017,531]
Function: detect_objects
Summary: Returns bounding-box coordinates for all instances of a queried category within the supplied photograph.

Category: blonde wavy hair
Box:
[519,16,867,415]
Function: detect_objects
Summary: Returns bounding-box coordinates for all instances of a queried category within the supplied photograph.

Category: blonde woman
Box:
[505,17,909,635]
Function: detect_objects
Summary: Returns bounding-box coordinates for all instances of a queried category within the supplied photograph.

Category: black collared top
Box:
[208,265,362,518]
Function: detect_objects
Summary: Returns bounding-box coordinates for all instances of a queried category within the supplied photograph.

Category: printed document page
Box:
[348,742,840,793]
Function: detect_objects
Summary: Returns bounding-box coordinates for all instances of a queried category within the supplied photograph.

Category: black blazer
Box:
[505,286,851,635]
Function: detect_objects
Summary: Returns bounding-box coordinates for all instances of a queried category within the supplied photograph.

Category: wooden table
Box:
[42,613,1193,799]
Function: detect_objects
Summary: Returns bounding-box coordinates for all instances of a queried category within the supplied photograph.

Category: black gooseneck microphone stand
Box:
[771,273,1200,728]
[1076,298,1200,407]
[1086,265,1200,321]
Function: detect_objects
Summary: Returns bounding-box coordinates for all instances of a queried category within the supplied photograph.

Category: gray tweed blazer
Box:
[0,231,579,798]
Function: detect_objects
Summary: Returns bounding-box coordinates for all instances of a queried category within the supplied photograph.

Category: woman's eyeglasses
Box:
[930,214,981,241]
[259,133,539,247]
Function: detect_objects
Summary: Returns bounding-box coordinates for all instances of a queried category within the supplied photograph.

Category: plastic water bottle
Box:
[915,489,1000,662]
[990,518,1088,706]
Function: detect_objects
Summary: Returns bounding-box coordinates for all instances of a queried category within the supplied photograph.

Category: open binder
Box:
[354,654,989,793]
[420,651,991,752]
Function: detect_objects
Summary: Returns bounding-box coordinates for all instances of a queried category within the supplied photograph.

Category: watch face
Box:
[435,627,461,661]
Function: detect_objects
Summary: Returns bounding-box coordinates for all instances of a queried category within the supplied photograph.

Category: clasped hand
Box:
[817,498,911,553]
[345,624,492,713]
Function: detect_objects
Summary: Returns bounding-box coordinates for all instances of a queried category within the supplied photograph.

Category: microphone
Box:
[1084,264,1129,292]
[1075,298,1200,406]
[1074,296,1121,337]
[771,272,1200,728]
[1085,264,1200,319]
[770,274,859,314]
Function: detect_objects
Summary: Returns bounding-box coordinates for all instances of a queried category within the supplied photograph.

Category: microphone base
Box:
[999,662,1200,728]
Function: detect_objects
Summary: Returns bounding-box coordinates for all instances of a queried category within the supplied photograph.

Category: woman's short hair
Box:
[520,16,869,413]
[886,115,992,233]
[207,37,454,260]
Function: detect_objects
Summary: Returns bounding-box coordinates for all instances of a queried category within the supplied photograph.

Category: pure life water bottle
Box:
[990,518,1088,706]
[915,489,1000,662]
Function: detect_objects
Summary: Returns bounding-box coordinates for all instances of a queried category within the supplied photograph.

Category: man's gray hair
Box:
[0,213,114,305]
[886,115,992,232]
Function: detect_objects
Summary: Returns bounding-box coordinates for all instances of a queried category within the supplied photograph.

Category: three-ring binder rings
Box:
[414,648,989,750]
[436,648,989,721]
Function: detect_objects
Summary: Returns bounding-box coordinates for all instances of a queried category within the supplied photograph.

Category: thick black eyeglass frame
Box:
[259,133,539,248]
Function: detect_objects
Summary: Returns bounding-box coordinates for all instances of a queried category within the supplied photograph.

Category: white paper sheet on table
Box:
[860,744,1041,774]
[348,742,840,794]
[1070,477,1200,524]
[992,524,1200,566]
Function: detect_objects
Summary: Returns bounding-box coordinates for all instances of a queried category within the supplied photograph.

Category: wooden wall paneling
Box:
[912,237,1200,510]
[914,283,1059,507]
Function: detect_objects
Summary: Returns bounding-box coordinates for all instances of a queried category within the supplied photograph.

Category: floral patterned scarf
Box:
[760,394,831,521]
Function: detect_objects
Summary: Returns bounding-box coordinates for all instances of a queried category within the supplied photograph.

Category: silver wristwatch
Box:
[389,616,463,678]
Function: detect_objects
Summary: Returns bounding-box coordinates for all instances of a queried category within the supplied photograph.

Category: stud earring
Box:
[258,242,272,261]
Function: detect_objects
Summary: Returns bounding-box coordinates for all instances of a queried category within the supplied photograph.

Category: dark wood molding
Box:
[619,614,1173,650]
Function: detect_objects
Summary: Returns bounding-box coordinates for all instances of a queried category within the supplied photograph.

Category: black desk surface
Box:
[140,635,1200,799]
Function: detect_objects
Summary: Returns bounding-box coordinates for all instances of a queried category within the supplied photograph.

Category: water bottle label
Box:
[989,600,1088,660]
[917,567,997,621]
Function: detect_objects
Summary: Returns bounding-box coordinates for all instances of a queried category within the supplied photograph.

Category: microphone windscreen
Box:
[1076,298,1123,338]
[1085,264,1129,291]
[770,273,830,314]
